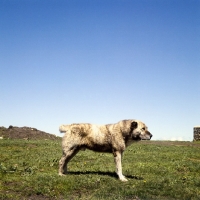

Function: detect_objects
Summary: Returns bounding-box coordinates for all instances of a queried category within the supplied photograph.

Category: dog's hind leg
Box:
[113,150,128,182]
[59,147,79,176]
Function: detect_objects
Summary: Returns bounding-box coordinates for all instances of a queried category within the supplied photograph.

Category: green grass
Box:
[0,139,200,200]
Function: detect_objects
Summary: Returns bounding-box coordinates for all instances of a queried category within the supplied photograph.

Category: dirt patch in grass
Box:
[26,194,62,200]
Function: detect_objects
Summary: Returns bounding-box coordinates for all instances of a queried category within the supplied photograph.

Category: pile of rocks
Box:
[194,126,200,141]
[0,125,60,140]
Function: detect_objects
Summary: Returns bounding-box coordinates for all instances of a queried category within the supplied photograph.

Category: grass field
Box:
[0,139,200,200]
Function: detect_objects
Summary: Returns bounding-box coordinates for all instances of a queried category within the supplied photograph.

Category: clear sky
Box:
[0,0,199,141]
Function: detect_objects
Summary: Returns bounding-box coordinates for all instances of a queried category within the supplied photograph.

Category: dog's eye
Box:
[142,128,145,131]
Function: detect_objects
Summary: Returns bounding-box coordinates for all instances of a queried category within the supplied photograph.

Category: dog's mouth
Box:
[140,132,153,140]
[140,136,151,140]
[133,132,152,141]
[132,135,142,141]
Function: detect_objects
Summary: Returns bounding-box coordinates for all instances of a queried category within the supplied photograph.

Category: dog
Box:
[59,119,152,181]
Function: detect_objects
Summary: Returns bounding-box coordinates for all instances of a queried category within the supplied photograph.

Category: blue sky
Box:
[0,0,199,141]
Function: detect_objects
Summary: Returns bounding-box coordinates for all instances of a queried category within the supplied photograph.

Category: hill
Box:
[0,125,60,140]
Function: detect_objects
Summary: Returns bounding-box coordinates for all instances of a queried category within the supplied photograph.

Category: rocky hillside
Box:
[0,125,60,140]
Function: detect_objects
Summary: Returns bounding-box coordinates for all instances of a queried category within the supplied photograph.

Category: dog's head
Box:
[120,120,152,141]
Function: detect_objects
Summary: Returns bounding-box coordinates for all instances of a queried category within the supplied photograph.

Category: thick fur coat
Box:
[59,119,152,181]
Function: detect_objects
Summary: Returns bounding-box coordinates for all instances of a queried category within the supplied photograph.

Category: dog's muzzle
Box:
[141,131,153,140]
[149,132,153,139]
[142,131,153,140]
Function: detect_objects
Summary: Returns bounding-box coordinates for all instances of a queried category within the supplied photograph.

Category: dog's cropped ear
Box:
[131,121,138,130]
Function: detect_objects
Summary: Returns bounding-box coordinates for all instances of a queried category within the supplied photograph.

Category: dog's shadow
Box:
[68,171,143,180]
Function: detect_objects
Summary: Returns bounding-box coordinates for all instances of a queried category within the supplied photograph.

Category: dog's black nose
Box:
[146,131,152,139]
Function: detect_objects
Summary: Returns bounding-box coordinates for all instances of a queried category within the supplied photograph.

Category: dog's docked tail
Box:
[59,125,70,133]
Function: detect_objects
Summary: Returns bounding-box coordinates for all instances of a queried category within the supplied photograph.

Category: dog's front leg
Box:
[113,151,128,182]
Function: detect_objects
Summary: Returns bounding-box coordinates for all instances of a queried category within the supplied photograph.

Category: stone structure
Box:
[194,126,200,141]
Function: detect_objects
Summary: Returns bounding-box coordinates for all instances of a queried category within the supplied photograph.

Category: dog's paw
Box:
[119,176,128,182]
[120,178,128,182]
[58,173,66,176]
